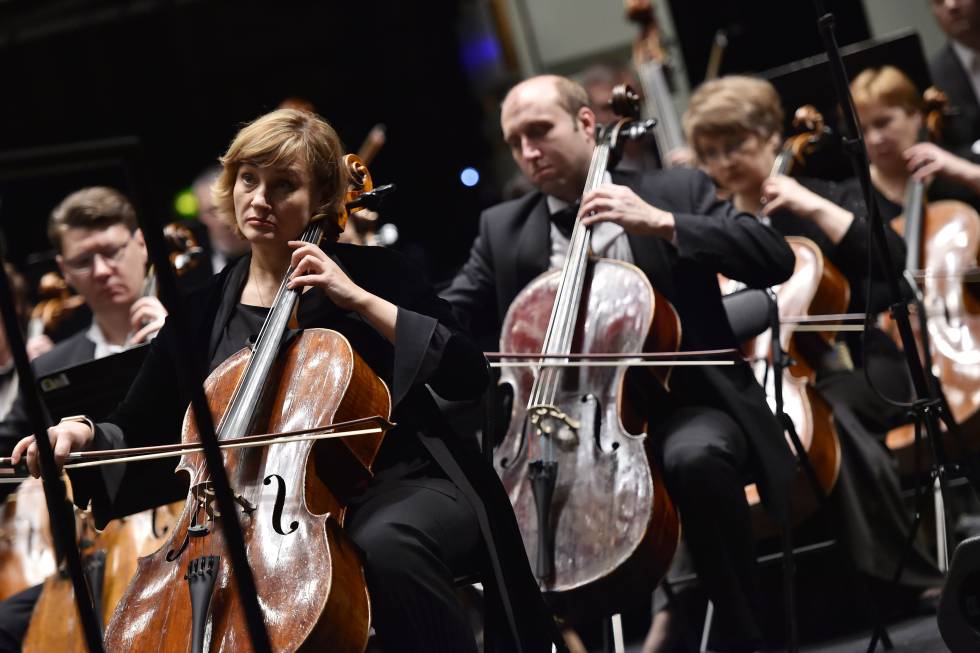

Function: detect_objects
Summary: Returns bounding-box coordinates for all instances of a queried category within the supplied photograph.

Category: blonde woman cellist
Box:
[12,109,561,653]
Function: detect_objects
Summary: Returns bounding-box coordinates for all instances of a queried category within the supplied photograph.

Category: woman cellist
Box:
[846,66,980,452]
[847,65,980,219]
[12,108,560,652]
[682,74,942,599]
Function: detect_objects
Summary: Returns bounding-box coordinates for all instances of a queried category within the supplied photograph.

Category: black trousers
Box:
[346,477,483,653]
[0,583,41,653]
[817,342,942,589]
[651,406,763,653]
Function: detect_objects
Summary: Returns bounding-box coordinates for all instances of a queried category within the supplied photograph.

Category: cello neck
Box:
[218,220,324,440]
[903,179,926,273]
[770,150,794,179]
[538,142,612,362]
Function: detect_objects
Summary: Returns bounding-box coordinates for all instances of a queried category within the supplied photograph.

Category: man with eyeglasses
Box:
[0,186,166,450]
[0,186,167,651]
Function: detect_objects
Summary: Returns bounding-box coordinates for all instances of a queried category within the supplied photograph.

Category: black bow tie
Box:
[550,202,579,238]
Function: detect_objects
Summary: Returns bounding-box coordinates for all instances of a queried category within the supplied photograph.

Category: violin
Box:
[884,88,980,464]
[494,85,679,620]
[722,106,844,530]
[97,155,393,653]
[337,124,399,247]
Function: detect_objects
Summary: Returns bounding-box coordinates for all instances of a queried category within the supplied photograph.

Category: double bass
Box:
[99,155,392,652]
[494,86,679,619]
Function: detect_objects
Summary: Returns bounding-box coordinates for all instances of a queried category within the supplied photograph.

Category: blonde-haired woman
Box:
[12,108,558,652]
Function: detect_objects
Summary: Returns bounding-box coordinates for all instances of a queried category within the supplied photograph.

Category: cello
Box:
[885,88,980,462]
[0,477,57,601]
[97,154,392,653]
[22,501,182,653]
[727,106,845,527]
[494,86,679,620]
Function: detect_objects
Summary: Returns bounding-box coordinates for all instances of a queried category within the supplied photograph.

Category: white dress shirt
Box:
[546,172,634,268]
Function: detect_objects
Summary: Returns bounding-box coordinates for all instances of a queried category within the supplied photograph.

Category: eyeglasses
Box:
[62,232,136,274]
[698,135,756,164]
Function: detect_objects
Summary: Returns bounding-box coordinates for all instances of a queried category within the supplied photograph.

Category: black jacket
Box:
[69,244,561,653]
[442,167,799,522]
[931,43,980,162]
[0,329,96,456]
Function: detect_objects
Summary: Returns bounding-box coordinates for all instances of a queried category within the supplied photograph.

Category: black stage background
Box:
[0,0,497,285]
[0,0,873,290]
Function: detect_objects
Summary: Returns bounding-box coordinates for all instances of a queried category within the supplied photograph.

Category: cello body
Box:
[740,237,844,528]
[496,257,679,618]
[102,329,390,653]
[0,478,57,601]
[22,502,182,653]
[886,199,980,458]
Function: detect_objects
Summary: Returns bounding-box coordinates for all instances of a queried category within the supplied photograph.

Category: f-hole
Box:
[264,474,299,535]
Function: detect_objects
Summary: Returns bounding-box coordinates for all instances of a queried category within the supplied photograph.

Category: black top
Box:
[211,303,266,367]
[768,177,908,317]
[839,174,980,221]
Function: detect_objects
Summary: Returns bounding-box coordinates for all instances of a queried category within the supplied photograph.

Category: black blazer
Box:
[931,43,980,161]
[0,329,96,455]
[68,244,561,653]
[442,167,799,522]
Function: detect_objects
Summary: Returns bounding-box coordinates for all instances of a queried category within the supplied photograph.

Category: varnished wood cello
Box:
[494,86,679,620]
[93,155,392,653]
[719,106,845,530]
[885,88,980,463]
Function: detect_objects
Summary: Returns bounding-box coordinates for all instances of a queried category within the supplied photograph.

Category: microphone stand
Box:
[808,2,980,651]
[0,261,104,653]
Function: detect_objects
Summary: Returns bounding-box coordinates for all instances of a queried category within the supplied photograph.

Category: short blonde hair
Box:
[213,108,346,238]
[684,76,785,149]
[849,66,923,115]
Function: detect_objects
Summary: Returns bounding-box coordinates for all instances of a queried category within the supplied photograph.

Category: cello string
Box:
[60,426,387,471]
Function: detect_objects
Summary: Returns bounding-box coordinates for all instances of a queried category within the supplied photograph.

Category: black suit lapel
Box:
[942,44,980,106]
[514,195,552,287]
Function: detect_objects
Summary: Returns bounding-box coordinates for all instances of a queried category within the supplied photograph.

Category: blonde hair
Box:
[849,66,923,115]
[213,108,346,238]
[684,76,785,150]
[48,186,137,253]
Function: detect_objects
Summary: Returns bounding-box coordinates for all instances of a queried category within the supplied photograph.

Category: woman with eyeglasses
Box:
[680,73,940,612]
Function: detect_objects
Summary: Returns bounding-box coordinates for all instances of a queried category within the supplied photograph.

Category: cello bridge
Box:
[191,482,256,521]
[528,404,580,446]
